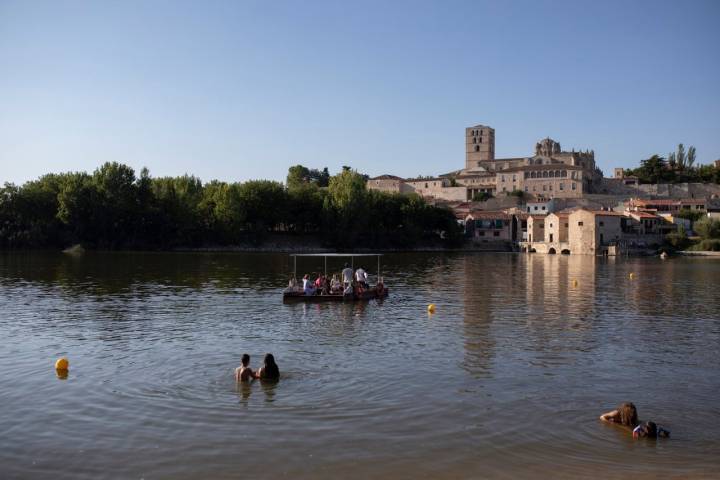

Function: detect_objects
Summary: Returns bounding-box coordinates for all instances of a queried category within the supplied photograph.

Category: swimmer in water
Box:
[600,402,670,438]
[235,353,258,382]
[600,402,638,428]
[257,353,280,381]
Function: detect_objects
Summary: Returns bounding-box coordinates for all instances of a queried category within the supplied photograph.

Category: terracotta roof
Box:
[369,174,403,181]
[468,211,511,220]
[629,212,660,219]
[629,198,706,206]
[589,210,626,216]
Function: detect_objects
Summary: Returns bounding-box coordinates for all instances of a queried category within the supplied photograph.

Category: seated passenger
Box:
[330,274,342,293]
[257,353,280,381]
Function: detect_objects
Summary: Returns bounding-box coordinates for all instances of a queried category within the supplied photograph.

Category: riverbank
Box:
[677,250,720,256]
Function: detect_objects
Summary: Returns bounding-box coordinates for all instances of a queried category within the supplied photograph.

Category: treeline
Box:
[625,144,720,184]
[0,162,463,249]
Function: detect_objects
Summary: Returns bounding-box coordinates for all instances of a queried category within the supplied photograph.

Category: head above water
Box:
[344,263,349,268]
[618,402,639,427]
[634,421,658,438]
[263,353,280,379]
[241,353,250,366]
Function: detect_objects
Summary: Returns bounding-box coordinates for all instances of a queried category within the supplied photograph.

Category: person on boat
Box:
[314,273,325,290]
[235,354,258,382]
[330,274,342,294]
[257,353,280,381]
[302,274,316,296]
[600,402,670,438]
[341,263,354,287]
[355,266,368,288]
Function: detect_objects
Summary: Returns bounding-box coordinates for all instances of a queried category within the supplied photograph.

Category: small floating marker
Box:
[572,279,578,287]
[427,304,436,314]
[629,273,635,280]
[55,357,69,372]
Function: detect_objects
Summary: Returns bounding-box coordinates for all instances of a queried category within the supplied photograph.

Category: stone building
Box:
[368,122,603,202]
[522,208,673,255]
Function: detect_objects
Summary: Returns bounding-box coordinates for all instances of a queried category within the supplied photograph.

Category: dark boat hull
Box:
[283,287,389,302]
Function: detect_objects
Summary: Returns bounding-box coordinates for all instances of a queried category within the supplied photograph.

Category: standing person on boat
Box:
[302,274,316,295]
[341,263,354,287]
[257,353,280,381]
[355,266,368,288]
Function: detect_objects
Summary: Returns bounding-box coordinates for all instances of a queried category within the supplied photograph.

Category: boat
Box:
[283,253,389,302]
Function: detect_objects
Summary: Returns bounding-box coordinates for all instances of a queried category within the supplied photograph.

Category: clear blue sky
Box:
[1,0,719,185]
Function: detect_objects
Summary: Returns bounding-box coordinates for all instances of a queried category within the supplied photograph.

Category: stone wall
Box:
[599,179,720,199]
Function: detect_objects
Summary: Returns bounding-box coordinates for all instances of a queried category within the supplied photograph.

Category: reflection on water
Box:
[1,251,719,479]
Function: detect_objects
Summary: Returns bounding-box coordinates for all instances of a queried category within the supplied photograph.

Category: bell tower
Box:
[466,125,495,170]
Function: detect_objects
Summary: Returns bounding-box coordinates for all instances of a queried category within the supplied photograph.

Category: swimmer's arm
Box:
[600,410,619,422]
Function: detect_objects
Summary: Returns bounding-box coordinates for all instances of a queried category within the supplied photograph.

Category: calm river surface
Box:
[1,252,719,479]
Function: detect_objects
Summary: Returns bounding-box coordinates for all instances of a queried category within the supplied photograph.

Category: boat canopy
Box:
[289,253,384,277]
[289,253,383,257]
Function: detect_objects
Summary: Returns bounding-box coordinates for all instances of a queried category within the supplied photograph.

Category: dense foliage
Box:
[0,163,462,250]
[624,145,720,184]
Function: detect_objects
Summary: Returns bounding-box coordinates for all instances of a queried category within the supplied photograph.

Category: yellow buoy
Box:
[427,304,436,314]
[572,279,578,287]
[629,273,635,280]
[55,357,69,371]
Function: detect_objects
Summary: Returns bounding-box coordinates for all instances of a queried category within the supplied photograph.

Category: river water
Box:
[0,251,718,479]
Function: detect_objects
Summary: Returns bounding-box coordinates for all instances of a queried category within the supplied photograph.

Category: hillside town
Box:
[367,124,720,255]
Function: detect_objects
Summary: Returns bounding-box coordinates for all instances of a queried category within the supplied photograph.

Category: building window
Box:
[473,138,476,144]
[539,223,544,228]
[550,223,553,228]
[599,221,604,226]
[524,186,528,192]
[560,183,564,190]
[527,207,531,212]
[533,186,536,192]
[478,231,485,236]
[543,185,547,191]
[425,183,428,188]
[513,175,516,182]
[543,171,548,178]
[501,175,505,182]
[502,187,506,192]
[562,170,567,177]
[493,231,500,237]
[549,185,553,191]
[534,206,538,211]
[572,183,577,190]
[541,206,546,210]
[479,137,482,143]
[475,146,480,152]
[564,223,568,228]
[578,221,584,226]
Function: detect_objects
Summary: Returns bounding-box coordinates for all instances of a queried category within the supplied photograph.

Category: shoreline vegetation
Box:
[0,162,464,251]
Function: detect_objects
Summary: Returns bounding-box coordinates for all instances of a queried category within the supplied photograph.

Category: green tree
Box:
[286,165,311,190]
[694,217,720,240]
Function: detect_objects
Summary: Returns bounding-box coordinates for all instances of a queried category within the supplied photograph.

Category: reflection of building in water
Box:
[524,254,597,327]
[459,255,520,377]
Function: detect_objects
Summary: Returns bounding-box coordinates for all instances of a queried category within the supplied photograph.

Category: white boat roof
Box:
[289,253,383,257]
